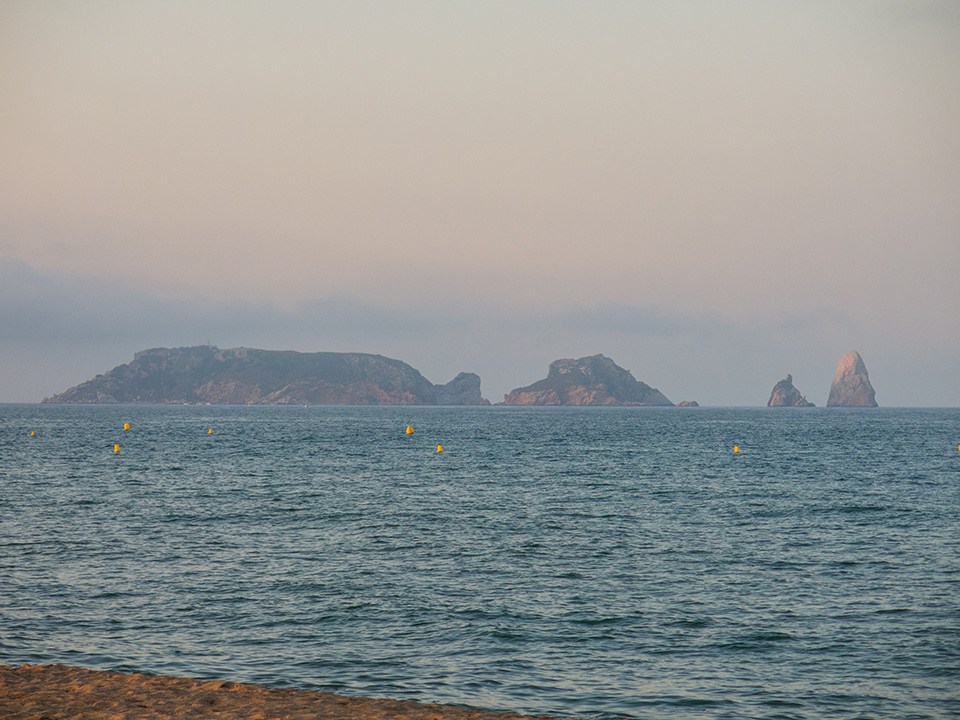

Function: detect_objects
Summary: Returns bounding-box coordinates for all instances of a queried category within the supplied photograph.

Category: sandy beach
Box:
[0,665,561,720]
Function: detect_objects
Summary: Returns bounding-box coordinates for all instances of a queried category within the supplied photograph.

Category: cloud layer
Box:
[3,259,955,406]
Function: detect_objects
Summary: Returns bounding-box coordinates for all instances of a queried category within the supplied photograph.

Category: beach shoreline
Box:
[0,664,564,720]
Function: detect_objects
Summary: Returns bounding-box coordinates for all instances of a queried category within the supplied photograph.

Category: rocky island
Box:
[502,354,673,406]
[42,346,489,405]
[827,350,878,407]
[767,374,815,407]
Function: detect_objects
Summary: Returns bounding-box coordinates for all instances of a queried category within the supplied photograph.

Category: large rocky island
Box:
[767,374,815,407]
[42,346,488,405]
[502,354,673,406]
[827,350,878,407]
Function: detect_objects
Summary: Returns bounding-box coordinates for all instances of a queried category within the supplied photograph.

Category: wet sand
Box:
[0,664,562,720]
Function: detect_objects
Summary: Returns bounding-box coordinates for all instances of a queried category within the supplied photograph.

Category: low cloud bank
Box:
[2,259,955,406]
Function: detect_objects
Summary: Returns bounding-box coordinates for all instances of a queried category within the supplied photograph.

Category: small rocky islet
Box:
[827,350,878,407]
[502,354,674,406]
[767,373,815,407]
[767,351,878,408]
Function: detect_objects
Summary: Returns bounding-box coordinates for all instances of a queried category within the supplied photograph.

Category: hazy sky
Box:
[2,1,959,405]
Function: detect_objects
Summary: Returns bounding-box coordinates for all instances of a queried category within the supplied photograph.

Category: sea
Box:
[1,404,958,719]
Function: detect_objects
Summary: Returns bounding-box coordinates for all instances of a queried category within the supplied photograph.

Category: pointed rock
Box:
[768,373,815,407]
[827,351,878,407]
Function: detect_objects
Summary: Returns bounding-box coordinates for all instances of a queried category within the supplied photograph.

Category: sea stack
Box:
[827,351,878,407]
[767,374,815,407]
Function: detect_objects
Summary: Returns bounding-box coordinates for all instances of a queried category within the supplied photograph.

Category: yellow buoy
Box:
[208,428,213,435]
[406,425,414,435]
[734,445,740,454]
[30,430,36,437]
[123,422,130,431]
[114,444,120,453]
[436,444,443,453]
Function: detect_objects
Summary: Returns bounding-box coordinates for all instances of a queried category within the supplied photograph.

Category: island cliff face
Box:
[435,372,489,406]
[767,374,815,407]
[42,346,488,405]
[502,354,672,406]
[827,351,878,407]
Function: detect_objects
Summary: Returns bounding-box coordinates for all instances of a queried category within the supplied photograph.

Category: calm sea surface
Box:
[1,405,958,719]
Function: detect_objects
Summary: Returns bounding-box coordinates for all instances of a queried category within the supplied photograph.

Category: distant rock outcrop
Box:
[42,346,488,405]
[767,374,815,407]
[502,354,673,406]
[675,400,700,407]
[435,372,490,406]
[827,351,878,407]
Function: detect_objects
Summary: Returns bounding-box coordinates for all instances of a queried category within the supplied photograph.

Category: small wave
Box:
[672,696,730,707]
[665,617,712,628]
[746,631,795,642]
[715,631,796,651]
[759,698,806,708]
[568,616,626,627]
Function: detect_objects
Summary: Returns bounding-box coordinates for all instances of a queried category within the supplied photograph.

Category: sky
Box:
[2,1,959,405]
